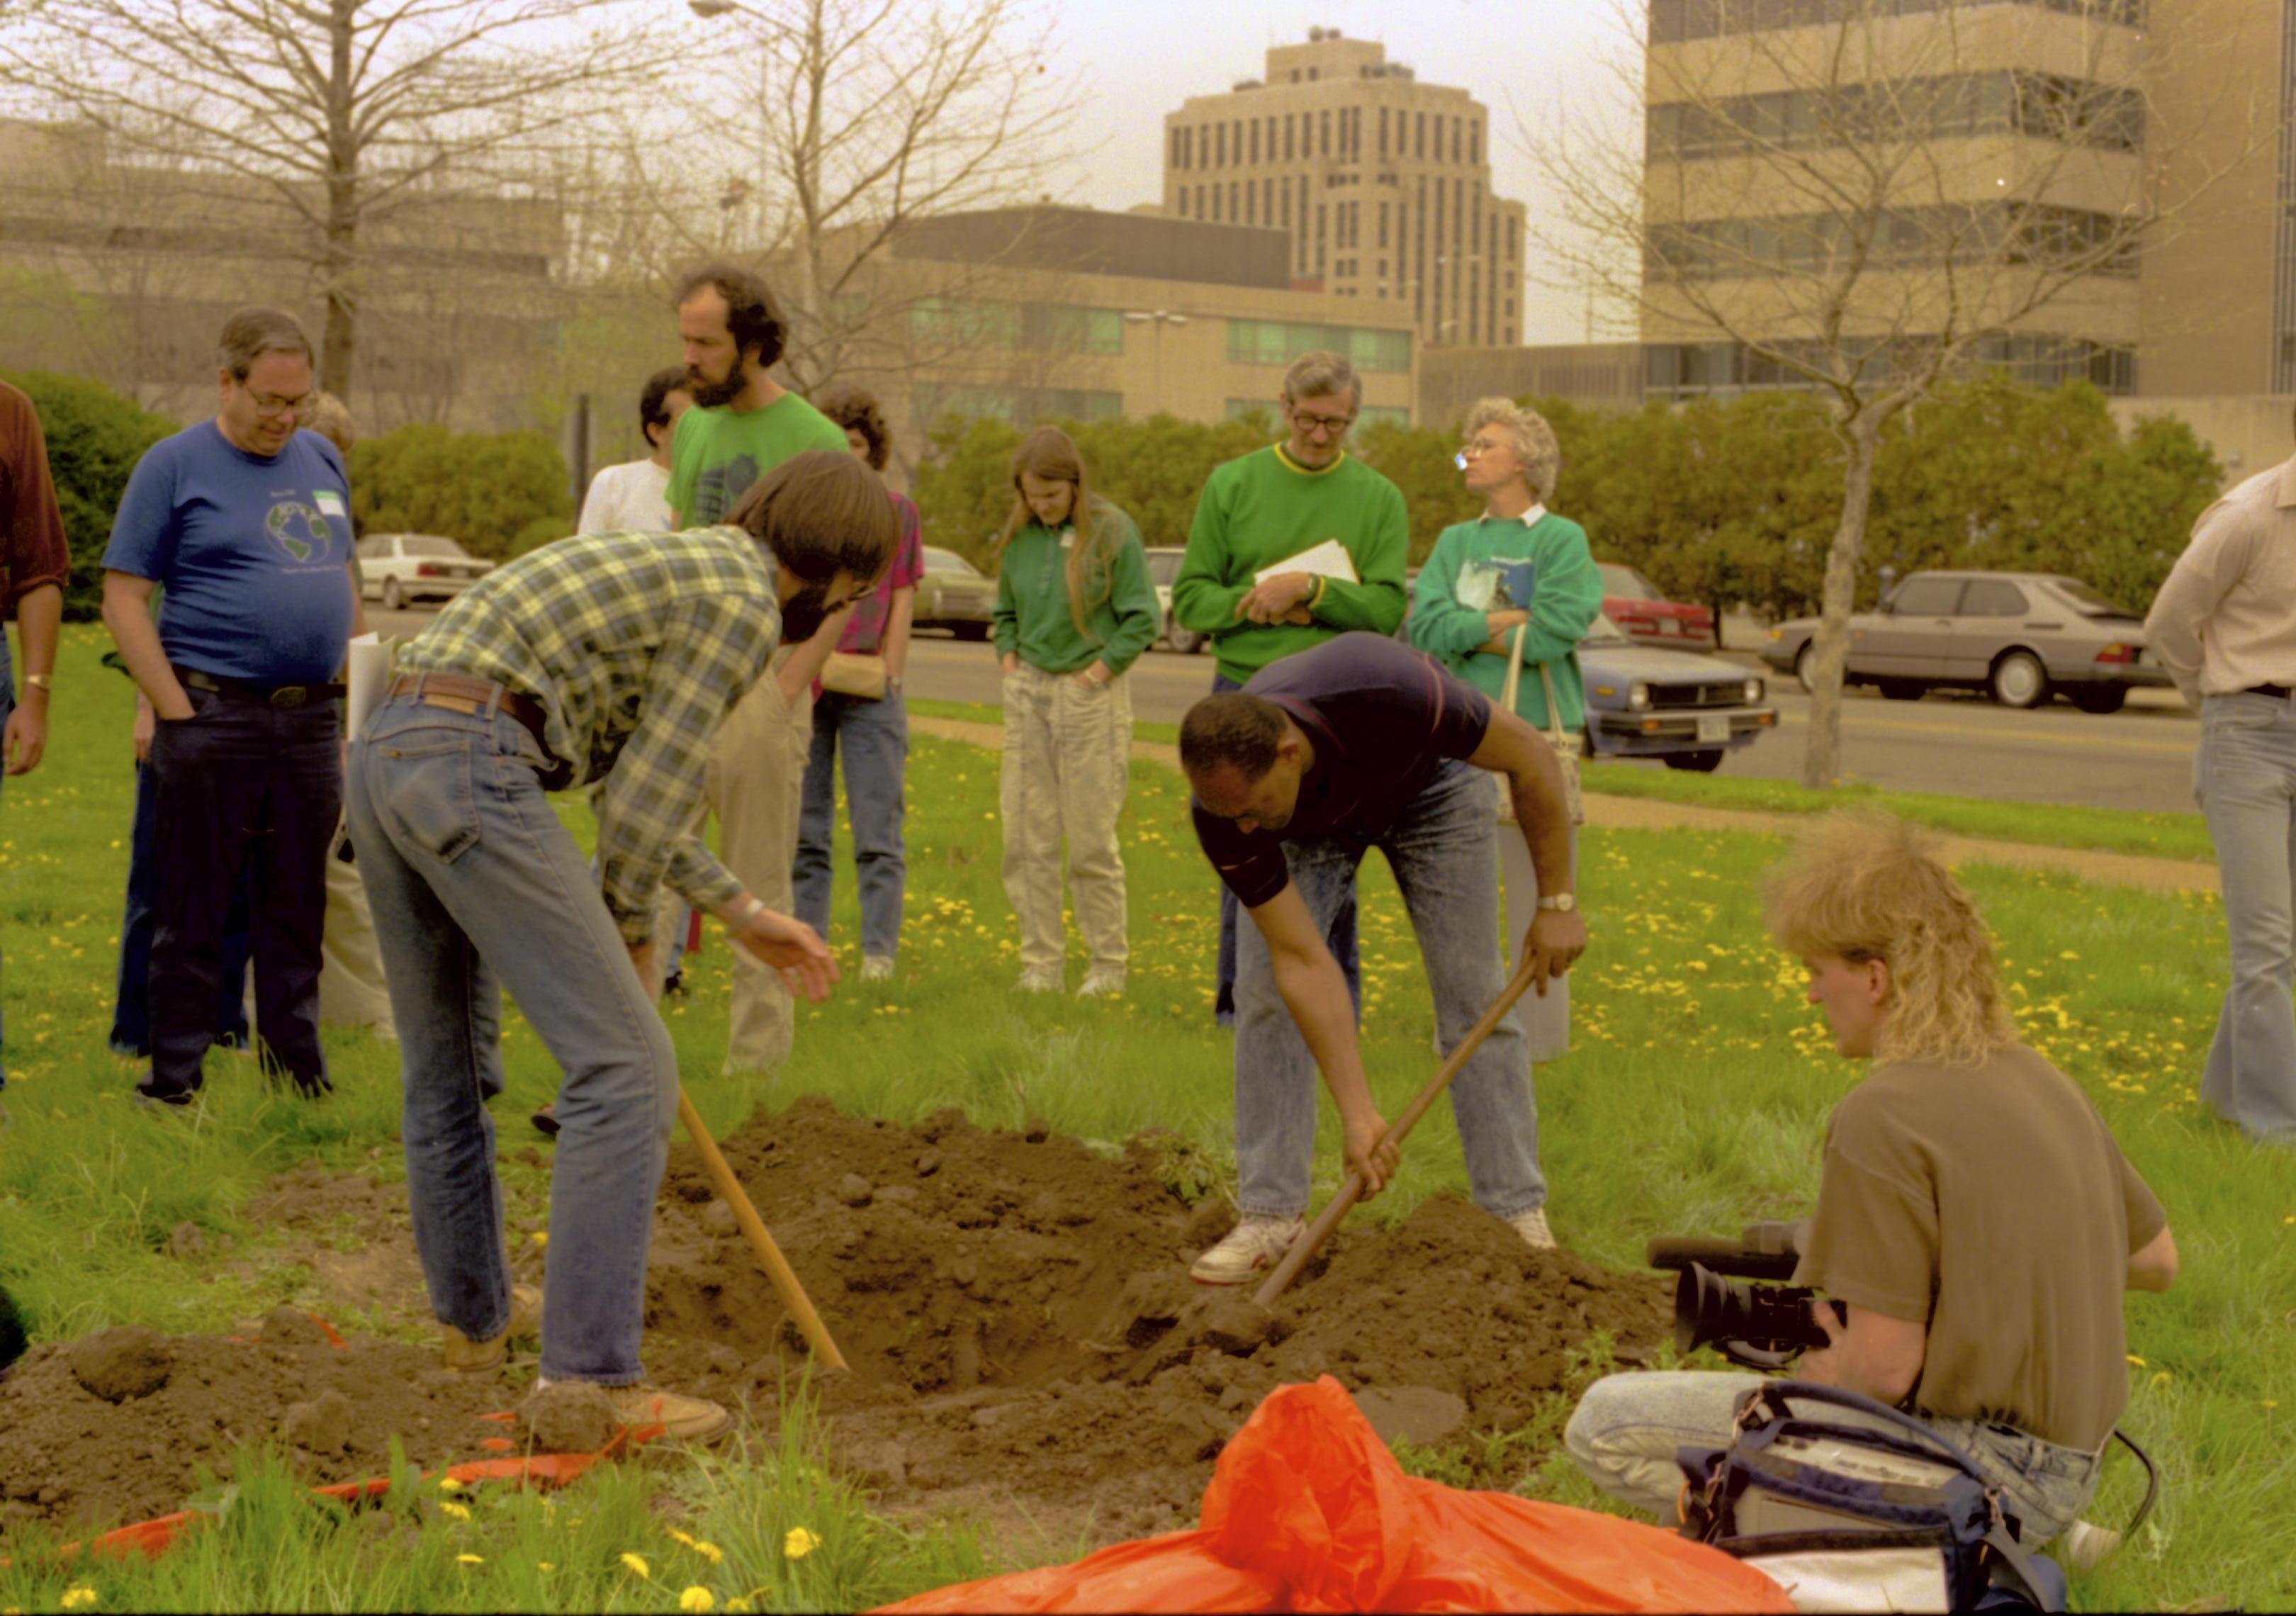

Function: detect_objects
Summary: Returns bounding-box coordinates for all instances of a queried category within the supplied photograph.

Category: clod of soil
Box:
[0,1331,514,1536]
[519,1381,618,1455]
[67,1327,173,1404]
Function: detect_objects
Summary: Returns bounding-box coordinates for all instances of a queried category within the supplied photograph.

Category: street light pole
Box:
[689,0,771,249]
[1122,308,1188,418]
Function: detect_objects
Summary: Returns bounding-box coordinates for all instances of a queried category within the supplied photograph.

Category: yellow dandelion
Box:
[531,1230,550,1247]
[439,1477,465,1493]
[726,1600,754,1614]
[784,1527,821,1560]
[60,1591,98,1613]
[457,1554,485,1566]
[680,1588,716,1613]
[666,1528,698,1549]
[537,1563,555,1573]
[438,1501,472,1522]
[621,1552,652,1580]
[694,1541,726,1565]
[2125,1354,2145,1367]
[2149,1370,2171,1390]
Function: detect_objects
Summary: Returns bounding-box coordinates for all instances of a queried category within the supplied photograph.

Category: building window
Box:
[1416,111,1426,159]
[1360,405,1411,430]
[1249,119,1260,164]
[1226,319,1414,372]
[1285,113,1296,160]
[1649,0,2146,45]
[1216,123,1227,167]
[1177,189,1188,218]
[1646,72,2146,162]
[1321,109,1332,156]
[914,386,1123,428]
[1225,398,1281,425]
[1378,201,1390,249]
[1379,106,1390,159]
[1245,183,1256,225]
[1470,120,1480,165]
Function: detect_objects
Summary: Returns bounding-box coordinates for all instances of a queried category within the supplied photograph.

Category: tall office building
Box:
[1639,1,2148,402]
[1161,28,1528,349]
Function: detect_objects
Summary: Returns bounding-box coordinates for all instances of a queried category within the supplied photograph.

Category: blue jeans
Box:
[111,758,253,1058]
[793,691,908,959]
[2195,692,2296,1140]
[1566,1371,2103,1544]
[1212,670,1358,1024]
[1233,760,1543,1218]
[349,695,678,1384]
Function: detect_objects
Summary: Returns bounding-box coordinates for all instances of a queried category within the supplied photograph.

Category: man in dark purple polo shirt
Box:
[1181,632,1587,1284]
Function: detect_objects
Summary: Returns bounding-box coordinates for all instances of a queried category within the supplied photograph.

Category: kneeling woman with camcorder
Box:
[1566,810,2178,1550]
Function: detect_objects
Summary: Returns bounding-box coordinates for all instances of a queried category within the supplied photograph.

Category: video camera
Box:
[1646,1220,1845,1372]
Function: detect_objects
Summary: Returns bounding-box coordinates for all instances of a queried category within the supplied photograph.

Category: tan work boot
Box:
[441,1283,543,1373]
[531,1378,733,1442]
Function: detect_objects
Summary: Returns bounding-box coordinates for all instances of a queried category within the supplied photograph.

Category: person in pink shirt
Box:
[793,388,925,983]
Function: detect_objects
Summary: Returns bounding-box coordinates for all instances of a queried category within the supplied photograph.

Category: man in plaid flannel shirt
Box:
[347,450,896,1439]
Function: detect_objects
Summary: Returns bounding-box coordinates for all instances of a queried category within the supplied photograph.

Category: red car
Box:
[1599,562,1715,649]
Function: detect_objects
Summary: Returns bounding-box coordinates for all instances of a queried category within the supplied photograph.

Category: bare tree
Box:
[628,0,1079,403]
[0,0,676,400]
[1528,0,2273,787]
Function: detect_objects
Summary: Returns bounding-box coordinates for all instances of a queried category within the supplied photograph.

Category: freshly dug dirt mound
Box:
[642,1096,1670,1542]
[0,1096,1667,1547]
[0,1309,514,1537]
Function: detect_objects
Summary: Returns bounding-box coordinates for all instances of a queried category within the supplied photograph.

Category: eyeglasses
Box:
[1454,437,1510,470]
[245,389,313,420]
[1290,407,1356,437]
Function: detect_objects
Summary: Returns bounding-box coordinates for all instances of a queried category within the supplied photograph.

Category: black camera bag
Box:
[1675,1379,2067,1613]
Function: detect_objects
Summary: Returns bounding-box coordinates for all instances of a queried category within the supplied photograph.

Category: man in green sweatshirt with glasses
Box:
[1170,350,1409,1026]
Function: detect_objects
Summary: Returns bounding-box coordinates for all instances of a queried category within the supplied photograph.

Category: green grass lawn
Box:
[4,627,2292,1610]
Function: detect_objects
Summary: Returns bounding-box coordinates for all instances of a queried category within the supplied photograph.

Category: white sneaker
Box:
[1015,967,1062,993]
[1076,968,1125,998]
[1507,1207,1557,1250]
[860,955,894,983]
[2056,1518,2120,1572]
[1189,1213,1305,1286]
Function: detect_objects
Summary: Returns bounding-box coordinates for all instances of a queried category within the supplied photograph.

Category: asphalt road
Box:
[370,605,2204,817]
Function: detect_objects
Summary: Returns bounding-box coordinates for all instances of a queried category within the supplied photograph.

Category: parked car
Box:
[1580,612,1776,772]
[1756,570,2170,712]
[915,546,996,641]
[1144,546,1205,654]
[357,533,495,610]
[1599,562,1716,649]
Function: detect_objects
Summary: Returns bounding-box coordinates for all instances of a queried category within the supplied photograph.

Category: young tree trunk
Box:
[320,0,358,396]
[1800,415,1881,790]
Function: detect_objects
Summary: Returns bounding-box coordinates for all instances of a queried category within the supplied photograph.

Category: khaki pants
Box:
[322,824,395,1035]
[1000,663,1130,976]
[704,651,811,1073]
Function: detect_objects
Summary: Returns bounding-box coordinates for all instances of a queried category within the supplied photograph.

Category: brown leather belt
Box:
[386,673,571,789]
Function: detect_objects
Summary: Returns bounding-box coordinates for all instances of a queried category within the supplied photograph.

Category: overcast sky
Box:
[1030,0,1643,344]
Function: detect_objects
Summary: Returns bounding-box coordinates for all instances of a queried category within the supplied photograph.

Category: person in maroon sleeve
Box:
[1178,632,1587,1284]
[1,376,69,1101]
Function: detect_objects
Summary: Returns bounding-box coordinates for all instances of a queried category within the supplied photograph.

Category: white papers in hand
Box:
[1254,539,1359,586]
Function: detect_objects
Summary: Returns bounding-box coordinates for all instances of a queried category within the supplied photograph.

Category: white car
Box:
[357,534,495,610]
[1144,546,1205,654]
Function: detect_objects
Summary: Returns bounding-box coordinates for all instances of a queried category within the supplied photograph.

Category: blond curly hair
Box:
[1464,396,1561,503]
[1763,811,2018,1068]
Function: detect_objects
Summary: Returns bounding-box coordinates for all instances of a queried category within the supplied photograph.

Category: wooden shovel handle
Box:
[677,1089,850,1372]
[1251,948,1551,1308]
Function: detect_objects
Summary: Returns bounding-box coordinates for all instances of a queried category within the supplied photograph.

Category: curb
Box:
[908,716,2218,897]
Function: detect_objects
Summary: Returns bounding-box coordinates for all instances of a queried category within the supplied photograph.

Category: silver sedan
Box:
[1757,570,2171,713]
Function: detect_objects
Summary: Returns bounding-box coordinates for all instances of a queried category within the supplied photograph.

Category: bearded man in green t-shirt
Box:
[1169,350,1408,1027]
[668,264,852,1075]
[1565,812,2179,1553]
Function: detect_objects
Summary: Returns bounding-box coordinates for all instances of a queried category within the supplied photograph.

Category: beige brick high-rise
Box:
[1161,28,1528,349]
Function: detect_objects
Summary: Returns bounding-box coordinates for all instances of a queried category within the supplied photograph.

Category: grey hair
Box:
[1465,396,1561,503]
[1281,349,1361,410]
[215,306,313,380]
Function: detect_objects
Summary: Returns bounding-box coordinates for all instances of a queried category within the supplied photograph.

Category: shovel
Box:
[1252,946,1551,1308]
[677,1088,850,1371]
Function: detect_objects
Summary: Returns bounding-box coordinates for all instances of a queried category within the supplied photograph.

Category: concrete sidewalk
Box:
[910,714,2218,897]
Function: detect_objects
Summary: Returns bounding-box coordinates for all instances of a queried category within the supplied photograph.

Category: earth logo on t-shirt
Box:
[692,455,763,527]
[264,500,334,564]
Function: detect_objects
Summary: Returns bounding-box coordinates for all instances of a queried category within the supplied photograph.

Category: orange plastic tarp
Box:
[874,1376,1794,1615]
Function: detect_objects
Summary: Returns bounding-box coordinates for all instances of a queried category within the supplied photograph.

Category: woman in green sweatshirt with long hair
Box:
[991,427,1160,998]
[1408,398,1602,1059]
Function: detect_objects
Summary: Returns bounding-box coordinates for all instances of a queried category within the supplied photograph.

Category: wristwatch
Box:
[1536,892,1577,913]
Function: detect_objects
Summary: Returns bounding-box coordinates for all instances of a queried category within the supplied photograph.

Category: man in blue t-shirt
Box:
[1178,633,1588,1285]
[100,306,363,1108]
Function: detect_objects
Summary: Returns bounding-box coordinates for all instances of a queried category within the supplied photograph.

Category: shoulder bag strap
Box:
[1500,621,1526,712]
